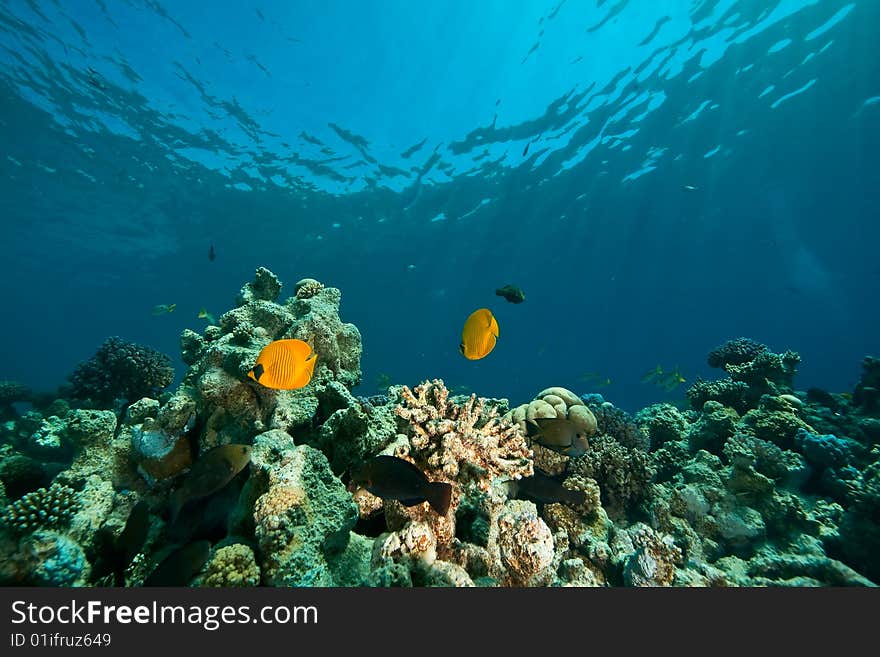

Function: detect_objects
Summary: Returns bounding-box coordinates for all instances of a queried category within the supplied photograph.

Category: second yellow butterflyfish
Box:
[459,308,499,360]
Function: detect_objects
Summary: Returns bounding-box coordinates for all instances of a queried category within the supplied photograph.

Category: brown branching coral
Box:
[394,379,533,491]
[384,379,533,551]
[294,278,325,300]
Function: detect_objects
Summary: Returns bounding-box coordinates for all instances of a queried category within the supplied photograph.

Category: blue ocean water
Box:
[0,0,877,412]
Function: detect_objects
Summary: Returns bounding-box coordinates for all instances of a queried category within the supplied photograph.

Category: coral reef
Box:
[635,403,688,447]
[3,275,878,588]
[853,356,880,414]
[68,337,174,407]
[583,397,649,451]
[688,340,801,413]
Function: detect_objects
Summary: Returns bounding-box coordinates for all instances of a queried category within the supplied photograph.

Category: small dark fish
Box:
[496,284,525,304]
[350,455,452,515]
[526,417,589,457]
[508,471,586,507]
[170,444,252,522]
[208,244,215,261]
[523,142,530,156]
[143,540,211,587]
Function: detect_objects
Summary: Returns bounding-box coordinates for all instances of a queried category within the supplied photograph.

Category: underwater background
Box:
[1,1,879,587]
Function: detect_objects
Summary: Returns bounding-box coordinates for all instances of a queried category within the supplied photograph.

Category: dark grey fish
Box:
[508,471,586,507]
[143,541,211,587]
[351,455,452,515]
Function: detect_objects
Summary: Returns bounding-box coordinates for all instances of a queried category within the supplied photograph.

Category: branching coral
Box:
[395,379,533,492]
[387,380,533,551]
[1,482,79,534]
[294,278,325,300]
[68,337,174,406]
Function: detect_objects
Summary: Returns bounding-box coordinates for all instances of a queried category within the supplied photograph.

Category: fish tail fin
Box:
[426,481,453,516]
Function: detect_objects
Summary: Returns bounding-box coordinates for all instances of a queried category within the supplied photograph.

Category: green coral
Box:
[686,401,739,454]
[738,395,814,449]
[1,482,79,534]
[635,403,688,448]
